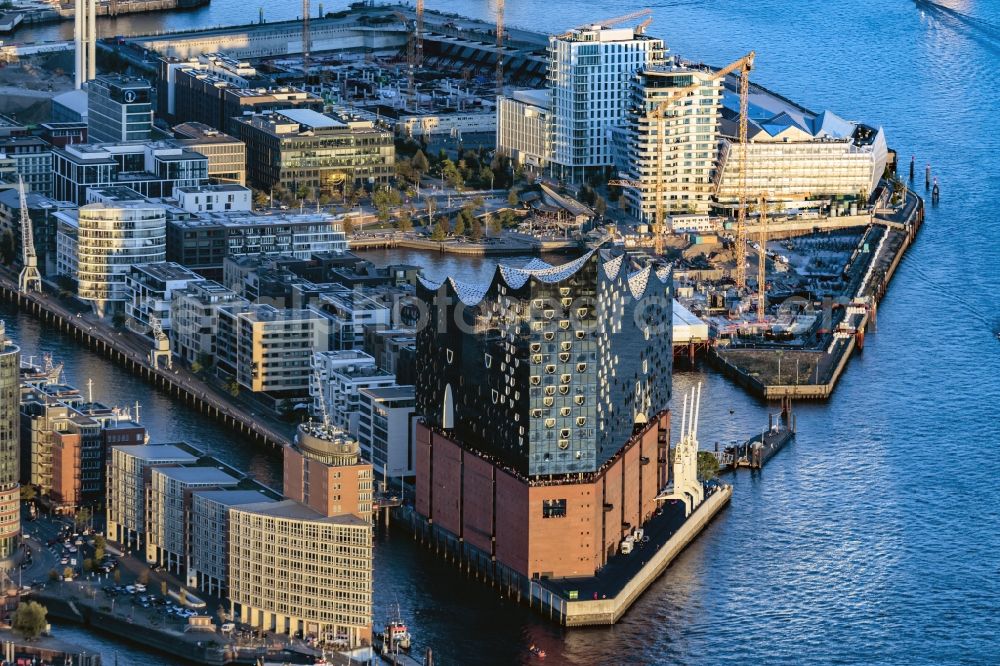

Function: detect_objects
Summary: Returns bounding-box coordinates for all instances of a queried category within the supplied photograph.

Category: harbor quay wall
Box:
[710,196,924,401]
[555,485,731,626]
[33,592,230,665]
[400,482,732,627]
[0,637,102,666]
[0,276,291,449]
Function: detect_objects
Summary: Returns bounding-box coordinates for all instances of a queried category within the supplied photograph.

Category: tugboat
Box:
[380,606,412,655]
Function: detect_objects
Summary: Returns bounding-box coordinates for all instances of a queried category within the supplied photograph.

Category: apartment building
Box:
[105,436,373,647]
[0,136,53,196]
[357,384,416,482]
[0,324,19,562]
[170,280,249,367]
[70,187,168,317]
[166,210,347,273]
[217,304,331,394]
[310,350,395,437]
[105,443,197,549]
[146,465,240,573]
[617,63,725,220]
[496,89,552,170]
[547,23,664,181]
[124,261,203,331]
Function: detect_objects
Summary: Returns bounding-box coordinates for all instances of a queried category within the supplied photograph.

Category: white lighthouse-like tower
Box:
[75,0,97,89]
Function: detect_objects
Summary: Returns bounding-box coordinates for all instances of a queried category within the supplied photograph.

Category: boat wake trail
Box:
[900,255,995,329]
[915,0,1000,46]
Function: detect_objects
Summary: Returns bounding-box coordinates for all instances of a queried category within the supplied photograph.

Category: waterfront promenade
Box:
[0,269,293,449]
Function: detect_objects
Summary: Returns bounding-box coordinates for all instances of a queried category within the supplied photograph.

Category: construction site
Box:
[110,1,547,152]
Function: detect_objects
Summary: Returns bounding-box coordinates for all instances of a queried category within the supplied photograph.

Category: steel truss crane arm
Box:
[17,176,41,293]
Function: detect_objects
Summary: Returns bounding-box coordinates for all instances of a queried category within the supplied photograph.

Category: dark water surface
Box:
[5,0,1000,663]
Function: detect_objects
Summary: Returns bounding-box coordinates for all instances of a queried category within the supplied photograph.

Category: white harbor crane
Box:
[148,315,172,370]
[655,383,705,516]
[17,177,41,294]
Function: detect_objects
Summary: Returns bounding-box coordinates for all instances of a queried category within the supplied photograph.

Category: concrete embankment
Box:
[399,484,732,627]
[544,486,732,626]
[35,591,230,665]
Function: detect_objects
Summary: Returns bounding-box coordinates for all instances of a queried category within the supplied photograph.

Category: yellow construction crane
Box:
[415,0,424,68]
[733,54,754,291]
[624,52,754,256]
[756,192,769,323]
[496,0,505,95]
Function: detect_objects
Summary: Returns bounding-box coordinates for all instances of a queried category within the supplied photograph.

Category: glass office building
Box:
[415,250,673,478]
[88,75,153,144]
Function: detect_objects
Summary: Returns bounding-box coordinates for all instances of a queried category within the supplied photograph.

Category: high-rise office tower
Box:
[0,321,21,563]
[414,251,673,580]
[74,0,97,89]
[87,76,154,144]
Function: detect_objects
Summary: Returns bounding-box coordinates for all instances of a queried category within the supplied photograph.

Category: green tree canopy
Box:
[453,214,466,237]
[697,451,720,481]
[373,187,403,222]
[74,507,91,530]
[411,150,429,175]
[395,209,413,232]
[441,160,463,190]
[431,218,448,241]
[486,212,501,235]
[12,601,47,640]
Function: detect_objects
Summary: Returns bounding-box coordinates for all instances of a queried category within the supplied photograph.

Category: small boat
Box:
[381,605,412,654]
[529,645,547,659]
[384,619,411,651]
